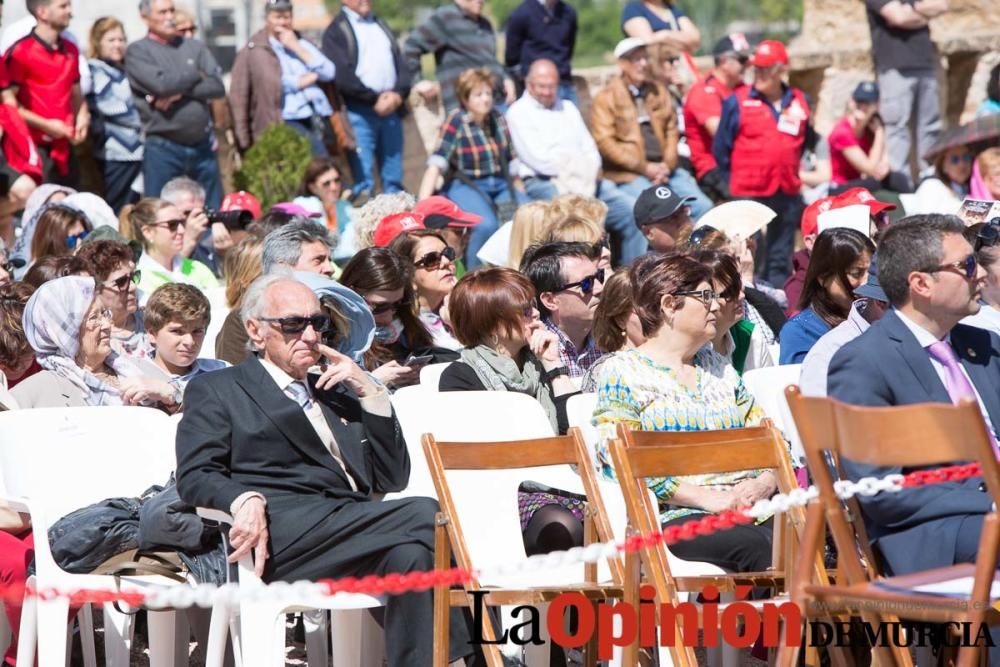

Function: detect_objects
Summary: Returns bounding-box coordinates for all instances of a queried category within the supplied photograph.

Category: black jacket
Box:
[321,11,411,107]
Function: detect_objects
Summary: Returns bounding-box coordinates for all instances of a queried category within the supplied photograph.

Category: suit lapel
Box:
[883,311,952,404]
[953,325,1000,431]
[236,358,353,485]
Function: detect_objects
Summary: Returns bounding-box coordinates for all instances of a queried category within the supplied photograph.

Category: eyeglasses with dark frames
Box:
[149,218,186,233]
[687,224,719,248]
[259,314,331,334]
[103,269,141,292]
[367,298,407,316]
[414,246,456,270]
[975,220,1000,253]
[556,268,606,295]
[920,254,978,281]
[673,288,719,307]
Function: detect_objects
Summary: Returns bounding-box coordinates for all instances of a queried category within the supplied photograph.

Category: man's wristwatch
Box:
[542,366,570,383]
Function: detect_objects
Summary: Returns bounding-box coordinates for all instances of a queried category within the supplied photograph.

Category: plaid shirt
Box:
[543,318,603,378]
[428,108,515,179]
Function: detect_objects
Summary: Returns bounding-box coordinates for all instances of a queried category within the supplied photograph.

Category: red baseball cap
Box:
[748,40,789,68]
[373,212,426,247]
[413,196,482,229]
[221,191,262,220]
[831,187,896,217]
[801,196,834,238]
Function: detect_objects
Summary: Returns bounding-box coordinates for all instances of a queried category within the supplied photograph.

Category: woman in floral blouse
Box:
[592,253,785,574]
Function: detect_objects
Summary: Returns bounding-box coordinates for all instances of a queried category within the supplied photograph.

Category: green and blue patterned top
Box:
[592,346,777,524]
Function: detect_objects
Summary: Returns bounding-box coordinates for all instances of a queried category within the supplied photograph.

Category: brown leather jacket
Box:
[229,29,283,151]
[590,75,678,184]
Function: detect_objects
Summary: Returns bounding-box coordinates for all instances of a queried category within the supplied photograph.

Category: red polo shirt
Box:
[5,30,80,146]
[683,73,746,179]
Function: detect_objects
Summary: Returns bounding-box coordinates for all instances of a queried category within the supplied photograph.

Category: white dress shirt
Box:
[895,309,998,438]
[505,92,601,180]
[343,7,397,94]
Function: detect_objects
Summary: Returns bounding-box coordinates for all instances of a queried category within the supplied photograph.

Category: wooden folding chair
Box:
[783,387,1000,667]
[422,428,624,667]
[609,420,827,666]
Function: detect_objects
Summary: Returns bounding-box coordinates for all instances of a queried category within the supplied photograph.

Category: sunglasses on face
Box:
[367,298,406,316]
[556,268,606,295]
[975,221,1000,252]
[921,254,978,280]
[674,288,719,307]
[259,314,331,334]
[150,218,186,233]
[66,230,89,248]
[948,154,973,165]
[103,269,141,291]
[414,246,456,270]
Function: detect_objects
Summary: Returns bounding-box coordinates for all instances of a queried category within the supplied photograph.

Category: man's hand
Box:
[373,91,403,117]
[298,72,319,90]
[314,344,380,397]
[228,497,269,577]
[211,222,234,253]
[503,78,517,105]
[153,94,183,113]
[42,118,73,140]
[274,26,300,51]
[73,108,90,145]
[644,162,669,184]
[414,80,440,102]
[182,209,210,257]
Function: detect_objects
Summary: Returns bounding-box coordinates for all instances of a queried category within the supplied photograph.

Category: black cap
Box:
[633,185,695,227]
[712,33,751,58]
[265,0,293,12]
[852,81,879,103]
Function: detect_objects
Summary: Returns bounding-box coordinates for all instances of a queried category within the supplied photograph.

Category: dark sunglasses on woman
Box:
[414,246,456,270]
[103,270,141,291]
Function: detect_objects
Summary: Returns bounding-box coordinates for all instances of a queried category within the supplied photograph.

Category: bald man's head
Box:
[526,59,560,108]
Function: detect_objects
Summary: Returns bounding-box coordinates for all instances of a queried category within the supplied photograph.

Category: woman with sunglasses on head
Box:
[961,222,1000,336]
[388,230,462,351]
[593,253,784,576]
[75,239,151,359]
[779,227,875,365]
[12,275,177,410]
[122,198,218,301]
[28,206,92,264]
[340,247,455,389]
[914,144,974,215]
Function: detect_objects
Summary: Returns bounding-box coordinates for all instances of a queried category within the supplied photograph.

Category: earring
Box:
[491,333,499,347]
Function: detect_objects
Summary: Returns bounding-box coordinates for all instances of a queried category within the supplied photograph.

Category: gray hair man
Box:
[262,218,336,278]
[160,176,231,274]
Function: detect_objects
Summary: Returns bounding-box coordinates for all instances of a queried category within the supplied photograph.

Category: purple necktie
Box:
[927,340,1000,457]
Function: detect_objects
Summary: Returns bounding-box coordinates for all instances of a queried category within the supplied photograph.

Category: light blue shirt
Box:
[343,7,397,94]
[270,36,336,120]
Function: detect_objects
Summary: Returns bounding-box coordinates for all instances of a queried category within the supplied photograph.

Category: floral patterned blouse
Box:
[592,346,784,524]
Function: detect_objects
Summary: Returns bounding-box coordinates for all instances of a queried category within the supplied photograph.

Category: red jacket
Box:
[728,86,810,197]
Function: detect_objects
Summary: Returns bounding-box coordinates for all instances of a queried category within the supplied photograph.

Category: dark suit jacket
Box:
[175,356,408,557]
[827,309,1000,574]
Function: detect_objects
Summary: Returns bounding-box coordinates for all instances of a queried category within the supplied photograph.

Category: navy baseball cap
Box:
[852,81,880,103]
[633,185,695,227]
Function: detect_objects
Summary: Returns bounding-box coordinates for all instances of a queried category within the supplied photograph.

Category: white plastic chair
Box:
[742,364,805,465]
[418,361,451,388]
[0,407,189,667]
[201,286,230,360]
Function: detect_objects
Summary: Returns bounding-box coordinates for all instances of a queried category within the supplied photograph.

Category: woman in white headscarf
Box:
[12,275,178,409]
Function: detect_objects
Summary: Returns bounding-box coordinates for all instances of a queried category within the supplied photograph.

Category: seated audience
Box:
[592,253,778,574]
[779,228,874,364]
[632,184,694,253]
[581,271,645,392]
[215,236,264,365]
[413,196,483,278]
[521,242,605,378]
[386,225,462,351]
[75,239,151,358]
[145,283,227,397]
[827,215,1000,592]
[591,39,710,223]
[22,255,90,288]
[175,274,478,666]
[441,266,583,557]
[977,63,1000,117]
[961,222,1000,336]
[418,67,527,270]
[13,276,177,409]
[29,205,92,263]
[261,217,336,279]
[9,184,75,276]
[692,248,774,374]
[827,82,908,193]
[123,198,218,300]
[0,282,40,389]
[974,147,1000,201]
[340,247,455,388]
[800,257,888,397]
[914,144,972,215]
[293,158,354,261]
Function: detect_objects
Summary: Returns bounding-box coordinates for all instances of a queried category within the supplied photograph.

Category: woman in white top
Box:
[914,144,973,215]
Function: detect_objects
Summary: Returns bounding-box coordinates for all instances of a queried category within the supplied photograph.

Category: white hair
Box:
[354,192,415,251]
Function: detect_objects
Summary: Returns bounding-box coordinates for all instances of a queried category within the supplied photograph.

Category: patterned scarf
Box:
[459,344,559,432]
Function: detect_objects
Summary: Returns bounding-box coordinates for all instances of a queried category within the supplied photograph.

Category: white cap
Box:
[818,205,871,238]
[614,37,647,60]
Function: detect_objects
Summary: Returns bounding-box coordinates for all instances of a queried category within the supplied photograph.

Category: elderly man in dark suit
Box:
[828,214,1000,579]
[175,273,474,665]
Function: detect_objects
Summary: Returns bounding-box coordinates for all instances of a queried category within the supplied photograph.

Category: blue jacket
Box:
[779,307,830,365]
[828,309,1000,575]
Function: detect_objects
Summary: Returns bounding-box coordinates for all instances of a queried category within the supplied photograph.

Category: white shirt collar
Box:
[894,308,948,348]
[137,251,183,276]
[259,357,306,394]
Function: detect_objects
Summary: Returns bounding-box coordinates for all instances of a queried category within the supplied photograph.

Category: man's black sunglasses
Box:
[556,268,606,295]
[414,246,456,270]
[920,254,978,280]
[975,219,1000,253]
[260,314,331,334]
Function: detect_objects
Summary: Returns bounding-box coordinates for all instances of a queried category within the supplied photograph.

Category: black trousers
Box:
[262,495,474,666]
[662,514,774,574]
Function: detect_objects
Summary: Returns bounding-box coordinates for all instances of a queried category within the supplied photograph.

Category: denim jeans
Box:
[753,192,804,287]
[101,160,142,214]
[443,175,527,270]
[286,117,331,158]
[345,104,404,195]
[143,134,223,208]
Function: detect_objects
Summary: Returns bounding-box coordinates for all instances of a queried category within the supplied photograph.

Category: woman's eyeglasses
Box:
[948,154,973,165]
[556,268,606,295]
[103,270,141,292]
[674,288,719,307]
[921,254,978,280]
[85,307,114,327]
[66,230,89,248]
[149,218,186,233]
[414,246,456,270]
[367,298,406,316]
[259,314,331,334]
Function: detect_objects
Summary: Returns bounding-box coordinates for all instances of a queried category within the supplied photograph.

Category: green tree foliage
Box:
[234,124,313,211]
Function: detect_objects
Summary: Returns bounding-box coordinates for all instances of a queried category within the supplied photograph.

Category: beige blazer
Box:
[10,371,87,409]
